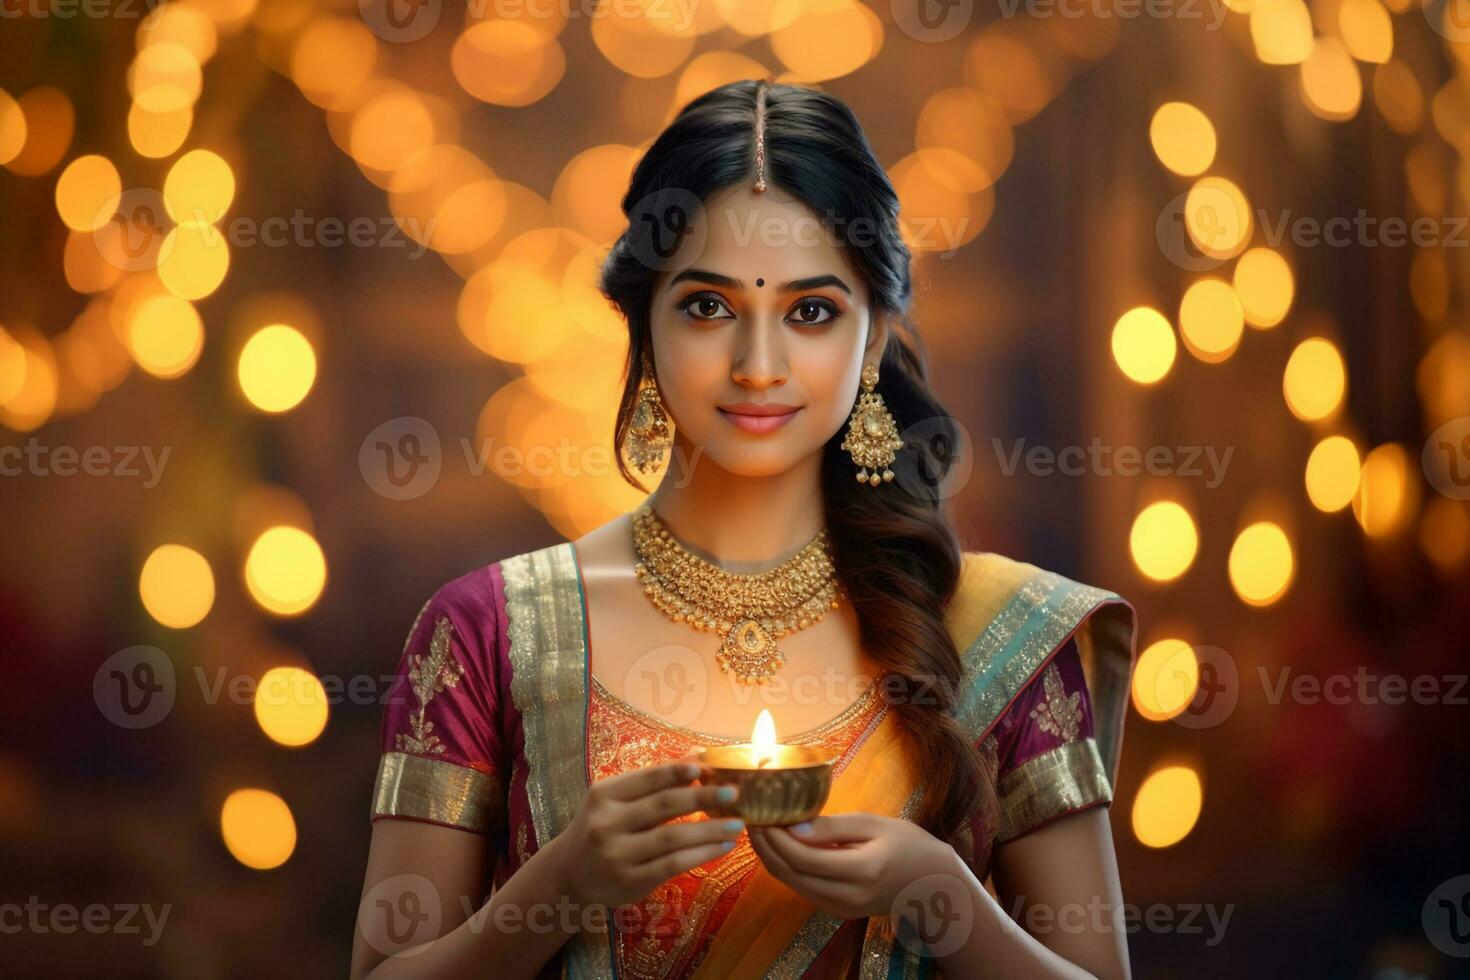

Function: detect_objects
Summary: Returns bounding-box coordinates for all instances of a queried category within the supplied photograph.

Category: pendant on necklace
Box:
[717,618,785,685]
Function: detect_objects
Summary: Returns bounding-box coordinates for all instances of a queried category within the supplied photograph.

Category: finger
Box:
[631,836,739,885]
[620,815,745,865]
[620,783,740,832]
[783,813,885,845]
[762,822,869,880]
[597,761,699,802]
[749,830,857,910]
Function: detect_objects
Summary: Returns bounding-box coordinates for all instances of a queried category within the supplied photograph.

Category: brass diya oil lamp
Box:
[698,708,836,827]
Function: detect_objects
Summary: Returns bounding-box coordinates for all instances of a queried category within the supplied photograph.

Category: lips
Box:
[717,405,801,434]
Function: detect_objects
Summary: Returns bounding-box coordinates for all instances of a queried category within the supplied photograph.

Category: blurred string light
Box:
[1228,520,1295,606]
[1131,637,1199,722]
[254,667,329,747]
[1304,435,1362,512]
[1131,764,1203,848]
[139,544,216,629]
[219,788,296,870]
[244,525,327,616]
[1129,500,1199,582]
[237,325,317,413]
[1111,306,1177,383]
[1282,337,1347,421]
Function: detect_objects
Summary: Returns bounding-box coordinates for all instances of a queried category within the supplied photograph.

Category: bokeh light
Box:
[245,525,327,616]
[237,325,317,413]
[1132,765,1203,848]
[1111,306,1177,384]
[1130,500,1199,582]
[220,789,296,870]
[1228,521,1295,606]
[139,544,215,628]
[254,667,330,747]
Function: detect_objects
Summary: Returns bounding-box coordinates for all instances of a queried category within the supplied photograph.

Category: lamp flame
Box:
[751,708,777,768]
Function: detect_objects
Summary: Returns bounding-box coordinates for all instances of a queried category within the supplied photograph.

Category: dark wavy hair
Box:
[598,78,989,845]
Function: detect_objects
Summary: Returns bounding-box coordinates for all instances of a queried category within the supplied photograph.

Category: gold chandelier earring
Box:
[840,362,904,486]
[624,353,673,474]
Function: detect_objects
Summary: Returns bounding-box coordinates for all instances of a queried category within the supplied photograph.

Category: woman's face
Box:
[647,184,889,479]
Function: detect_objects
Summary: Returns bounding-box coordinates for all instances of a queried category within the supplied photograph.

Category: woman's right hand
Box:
[550,760,745,908]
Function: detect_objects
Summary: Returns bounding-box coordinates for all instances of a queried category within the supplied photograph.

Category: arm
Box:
[350,820,578,980]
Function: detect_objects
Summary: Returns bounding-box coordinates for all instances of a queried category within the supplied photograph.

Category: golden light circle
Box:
[1353,443,1414,538]
[1132,765,1203,848]
[455,21,567,104]
[139,544,215,628]
[1338,0,1393,63]
[128,104,193,159]
[769,0,880,81]
[238,325,316,413]
[1132,638,1198,722]
[1305,435,1361,512]
[220,789,296,870]
[0,89,25,165]
[157,223,230,299]
[163,149,235,224]
[55,155,121,232]
[128,43,203,113]
[244,525,327,616]
[1130,500,1199,582]
[1420,498,1470,572]
[254,667,329,747]
[1232,247,1294,328]
[1149,102,1216,176]
[1111,306,1177,384]
[1300,37,1363,121]
[1283,337,1347,421]
[126,293,205,379]
[1251,0,1313,65]
[1184,176,1253,261]
[291,18,378,110]
[1228,521,1295,606]
[1178,278,1244,363]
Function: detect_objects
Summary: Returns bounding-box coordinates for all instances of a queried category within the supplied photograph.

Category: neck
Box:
[643,434,826,570]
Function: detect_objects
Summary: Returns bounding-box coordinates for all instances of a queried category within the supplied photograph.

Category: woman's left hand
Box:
[747,814,960,920]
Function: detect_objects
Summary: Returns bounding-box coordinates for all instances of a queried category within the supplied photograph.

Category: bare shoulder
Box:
[571,511,637,580]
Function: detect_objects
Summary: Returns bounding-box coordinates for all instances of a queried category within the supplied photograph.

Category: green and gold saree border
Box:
[855,553,1136,979]
[502,542,616,980]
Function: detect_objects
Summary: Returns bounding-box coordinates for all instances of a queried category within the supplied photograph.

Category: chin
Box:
[699,441,811,479]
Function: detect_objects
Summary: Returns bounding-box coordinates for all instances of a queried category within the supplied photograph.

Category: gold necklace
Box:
[631,503,842,685]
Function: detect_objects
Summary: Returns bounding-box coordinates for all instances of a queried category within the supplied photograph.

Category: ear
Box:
[865,309,891,358]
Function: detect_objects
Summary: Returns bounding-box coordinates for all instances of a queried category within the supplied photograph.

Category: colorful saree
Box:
[371,542,1137,978]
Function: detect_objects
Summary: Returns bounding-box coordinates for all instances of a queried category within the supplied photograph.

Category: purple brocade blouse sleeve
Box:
[369,565,509,843]
[990,637,1114,845]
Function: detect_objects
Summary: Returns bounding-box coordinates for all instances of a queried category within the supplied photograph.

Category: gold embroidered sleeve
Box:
[372,584,508,838]
[996,737,1112,844]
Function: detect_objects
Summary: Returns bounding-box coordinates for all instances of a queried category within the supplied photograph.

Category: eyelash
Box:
[677,292,842,326]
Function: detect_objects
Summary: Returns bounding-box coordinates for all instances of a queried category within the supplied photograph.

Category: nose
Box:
[729,315,788,389]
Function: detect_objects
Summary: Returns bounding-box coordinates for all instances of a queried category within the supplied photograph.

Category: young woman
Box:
[351,79,1137,980]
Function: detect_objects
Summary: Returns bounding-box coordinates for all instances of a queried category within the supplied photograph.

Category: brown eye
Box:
[788,298,839,325]
[679,293,734,321]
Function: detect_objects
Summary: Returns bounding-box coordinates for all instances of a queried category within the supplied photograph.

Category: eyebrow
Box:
[668,268,852,296]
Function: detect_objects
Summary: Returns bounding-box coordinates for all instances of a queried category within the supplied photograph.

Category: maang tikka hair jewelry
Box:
[624,353,673,474]
[841,363,904,486]
[753,80,768,193]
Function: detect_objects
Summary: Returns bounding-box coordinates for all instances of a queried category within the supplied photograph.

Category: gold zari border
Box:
[371,751,504,836]
[995,737,1111,845]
